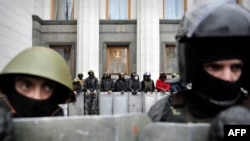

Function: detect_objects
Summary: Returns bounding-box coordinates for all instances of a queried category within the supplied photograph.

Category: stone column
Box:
[243,0,250,10]
[137,0,160,81]
[77,0,99,78]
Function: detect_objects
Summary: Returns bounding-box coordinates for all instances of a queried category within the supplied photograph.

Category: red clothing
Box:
[156,79,170,91]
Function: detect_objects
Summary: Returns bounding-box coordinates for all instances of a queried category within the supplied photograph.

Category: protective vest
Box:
[144,80,153,91]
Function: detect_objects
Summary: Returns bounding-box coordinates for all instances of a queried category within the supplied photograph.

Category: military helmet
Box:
[73,78,80,83]
[0,46,75,104]
[77,73,83,76]
[176,1,250,83]
[88,70,94,75]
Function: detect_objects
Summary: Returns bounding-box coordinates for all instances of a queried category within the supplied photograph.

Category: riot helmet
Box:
[144,72,151,81]
[176,1,250,106]
[130,71,136,79]
[88,70,94,77]
[77,73,83,79]
[0,47,76,104]
[73,78,80,85]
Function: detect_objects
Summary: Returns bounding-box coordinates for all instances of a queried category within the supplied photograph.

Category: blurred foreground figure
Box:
[148,0,250,122]
[208,106,250,141]
[0,47,76,117]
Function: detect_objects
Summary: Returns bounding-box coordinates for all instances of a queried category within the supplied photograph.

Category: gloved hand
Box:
[93,90,97,94]
[108,90,112,94]
[86,90,91,95]
[132,91,137,95]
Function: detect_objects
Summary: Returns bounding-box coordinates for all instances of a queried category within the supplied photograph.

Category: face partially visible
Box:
[15,75,56,100]
[202,59,243,82]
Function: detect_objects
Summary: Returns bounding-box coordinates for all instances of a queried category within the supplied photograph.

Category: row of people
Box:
[0,1,250,140]
[73,71,186,95]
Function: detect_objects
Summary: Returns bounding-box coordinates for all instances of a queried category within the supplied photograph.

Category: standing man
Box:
[100,71,114,94]
[114,72,128,93]
[141,72,155,93]
[84,70,99,115]
[148,1,250,122]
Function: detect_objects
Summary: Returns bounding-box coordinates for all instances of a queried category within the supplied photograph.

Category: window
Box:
[164,0,184,19]
[165,45,178,73]
[237,0,242,5]
[51,0,74,20]
[107,0,129,20]
[106,46,129,74]
[50,45,74,76]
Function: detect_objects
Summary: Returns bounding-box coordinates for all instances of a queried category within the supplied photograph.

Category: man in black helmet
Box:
[148,1,250,123]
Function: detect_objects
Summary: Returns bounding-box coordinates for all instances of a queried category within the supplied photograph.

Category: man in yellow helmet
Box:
[0,47,76,117]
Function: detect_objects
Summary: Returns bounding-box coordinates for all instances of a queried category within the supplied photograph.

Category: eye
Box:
[20,82,31,91]
[231,64,243,72]
[203,64,222,71]
[43,82,55,93]
[17,80,32,91]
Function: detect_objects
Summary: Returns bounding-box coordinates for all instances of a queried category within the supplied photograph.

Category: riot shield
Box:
[68,92,84,116]
[138,122,210,141]
[155,92,170,101]
[143,92,157,114]
[13,114,152,141]
[58,104,68,116]
[84,92,99,115]
[113,92,129,114]
[129,92,143,114]
[99,92,113,115]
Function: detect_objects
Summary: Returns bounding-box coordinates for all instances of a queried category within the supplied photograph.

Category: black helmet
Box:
[176,1,250,108]
[88,70,94,76]
[177,1,250,83]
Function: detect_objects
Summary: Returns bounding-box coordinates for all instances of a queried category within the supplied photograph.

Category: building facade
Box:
[0,0,249,81]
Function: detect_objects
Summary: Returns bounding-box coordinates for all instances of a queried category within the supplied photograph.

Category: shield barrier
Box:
[58,104,68,116]
[138,122,210,141]
[99,92,168,115]
[13,114,151,141]
[68,92,84,116]
[99,92,113,115]
[143,92,157,113]
[113,92,129,115]
[84,92,99,115]
[129,92,143,114]
[155,92,170,101]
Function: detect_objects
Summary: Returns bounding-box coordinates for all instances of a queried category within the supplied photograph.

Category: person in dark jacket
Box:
[100,71,114,94]
[148,1,250,123]
[208,106,250,141]
[114,72,128,93]
[73,78,84,94]
[128,73,141,95]
[84,70,99,115]
[0,47,76,117]
[141,72,155,93]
